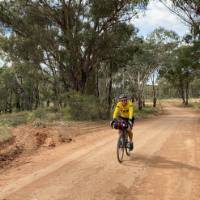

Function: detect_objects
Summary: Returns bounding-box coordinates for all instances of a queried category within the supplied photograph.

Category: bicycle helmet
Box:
[119,94,128,100]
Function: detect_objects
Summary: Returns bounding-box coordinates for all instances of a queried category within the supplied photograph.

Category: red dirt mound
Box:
[0,124,73,170]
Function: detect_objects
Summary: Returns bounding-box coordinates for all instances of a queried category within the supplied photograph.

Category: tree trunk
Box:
[185,81,189,105]
[153,97,157,107]
[137,72,143,110]
[96,68,100,98]
[80,70,88,94]
[180,83,185,104]
[181,89,186,104]
[47,100,50,107]
[107,63,113,117]
[49,63,60,109]
[53,92,59,110]
[34,86,40,109]
[15,89,21,111]
[142,97,146,107]
[152,73,157,107]
[138,95,143,110]
[8,90,12,113]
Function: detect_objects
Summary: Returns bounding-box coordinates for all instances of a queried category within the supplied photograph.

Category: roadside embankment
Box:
[0,102,164,171]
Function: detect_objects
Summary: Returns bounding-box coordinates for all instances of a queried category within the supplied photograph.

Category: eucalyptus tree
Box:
[86,24,139,117]
[152,0,200,103]
[146,27,179,107]
[0,67,16,113]
[125,39,155,109]
[160,44,200,105]
[160,0,200,38]
[0,0,149,94]
[124,28,179,110]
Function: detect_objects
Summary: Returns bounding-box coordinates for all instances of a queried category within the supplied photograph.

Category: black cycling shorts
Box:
[118,116,135,124]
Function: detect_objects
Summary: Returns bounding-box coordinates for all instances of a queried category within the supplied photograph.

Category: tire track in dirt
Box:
[117,108,200,200]
[1,105,199,200]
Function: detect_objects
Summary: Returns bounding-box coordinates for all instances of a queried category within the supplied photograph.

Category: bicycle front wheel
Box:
[117,134,124,163]
[125,145,131,156]
[125,133,131,156]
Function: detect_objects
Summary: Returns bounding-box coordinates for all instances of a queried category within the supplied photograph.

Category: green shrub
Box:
[46,112,63,122]
[0,127,12,142]
[33,119,47,128]
[45,106,59,112]
[189,101,200,110]
[33,107,68,122]
[33,108,47,120]
[66,92,100,120]
[135,105,161,119]
[0,112,29,127]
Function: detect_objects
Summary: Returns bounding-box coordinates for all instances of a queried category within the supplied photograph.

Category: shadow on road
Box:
[123,153,200,172]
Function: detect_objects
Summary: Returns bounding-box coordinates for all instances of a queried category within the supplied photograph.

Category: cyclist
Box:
[111,94,135,150]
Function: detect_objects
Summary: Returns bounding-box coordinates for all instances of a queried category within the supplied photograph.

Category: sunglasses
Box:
[121,99,127,102]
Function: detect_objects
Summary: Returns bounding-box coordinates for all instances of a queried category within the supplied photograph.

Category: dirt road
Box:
[0,105,200,200]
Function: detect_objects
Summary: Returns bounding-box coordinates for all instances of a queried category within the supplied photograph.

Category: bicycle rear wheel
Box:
[117,134,124,163]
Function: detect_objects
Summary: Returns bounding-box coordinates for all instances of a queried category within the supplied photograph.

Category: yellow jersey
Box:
[113,100,134,119]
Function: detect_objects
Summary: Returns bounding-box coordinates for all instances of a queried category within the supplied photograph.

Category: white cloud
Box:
[133,0,190,37]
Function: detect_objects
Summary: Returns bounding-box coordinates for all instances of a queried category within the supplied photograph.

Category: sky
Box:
[133,0,190,37]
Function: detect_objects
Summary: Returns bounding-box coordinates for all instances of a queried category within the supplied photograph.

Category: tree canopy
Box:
[0,0,199,118]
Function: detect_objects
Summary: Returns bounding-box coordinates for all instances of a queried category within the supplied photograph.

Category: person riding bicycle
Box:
[111,94,135,150]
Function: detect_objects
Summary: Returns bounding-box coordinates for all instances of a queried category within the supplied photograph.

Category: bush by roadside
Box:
[187,99,200,110]
[135,104,164,119]
[0,112,30,127]
[66,92,101,120]
[0,96,166,128]
[0,108,67,128]
[0,127,12,142]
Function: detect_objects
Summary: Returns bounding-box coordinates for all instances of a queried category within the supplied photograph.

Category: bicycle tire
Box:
[125,133,131,156]
[125,146,131,156]
[117,133,124,163]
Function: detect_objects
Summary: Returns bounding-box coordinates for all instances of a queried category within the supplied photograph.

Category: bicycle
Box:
[112,120,131,163]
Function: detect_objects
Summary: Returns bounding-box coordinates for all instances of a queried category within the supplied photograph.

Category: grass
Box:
[0,112,30,127]
[136,104,163,119]
[0,100,167,128]
[193,102,200,109]
[159,98,200,110]
[187,98,200,110]
[0,107,71,127]
[0,127,12,142]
